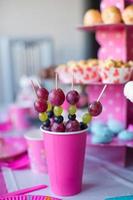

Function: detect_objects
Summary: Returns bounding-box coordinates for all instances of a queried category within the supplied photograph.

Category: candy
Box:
[37,87,49,100]
[66,90,80,105]
[34,99,48,113]
[53,106,63,116]
[88,101,102,116]
[49,89,65,106]
[82,113,92,124]
[66,120,80,132]
[39,112,48,122]
[68,105,77,115]
[51,122,65,132]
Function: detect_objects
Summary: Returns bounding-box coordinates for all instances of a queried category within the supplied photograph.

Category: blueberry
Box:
[54,116,64,124]
[68,114,76,121]
[80,122,88,130]
[43,119,50,127]
[47,111,54,118]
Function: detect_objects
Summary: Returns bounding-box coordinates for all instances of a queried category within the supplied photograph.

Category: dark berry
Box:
[54,116,64,124]
[43,119,50,127]
[80,122,88,130]
[42,126,50,131]
[68,114,76,121]
[47,110,54,118]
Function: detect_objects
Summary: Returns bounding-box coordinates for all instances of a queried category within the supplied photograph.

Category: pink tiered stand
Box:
[78,0,133,166]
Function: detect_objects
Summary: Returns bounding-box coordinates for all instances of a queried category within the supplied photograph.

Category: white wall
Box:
[0,0,85,64]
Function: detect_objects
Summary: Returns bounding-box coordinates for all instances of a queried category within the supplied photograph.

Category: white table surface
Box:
[2,154,133,200]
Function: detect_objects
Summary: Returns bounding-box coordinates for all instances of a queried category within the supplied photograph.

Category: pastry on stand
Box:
[83,9,102,26]
[122,4,133,24]
[101,6,122,24]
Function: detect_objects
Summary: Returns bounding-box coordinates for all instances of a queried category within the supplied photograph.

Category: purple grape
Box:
[37,88,49,100]
[88,101,102,116]
[49,89,65,106]
[51,122,65,132]
[66,90,80,105]
[34,99,47,112]
[66,120,80,132]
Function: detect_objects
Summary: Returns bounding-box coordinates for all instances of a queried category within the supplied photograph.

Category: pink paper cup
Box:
[41,127,87,196]
[24,129,48,173]
[9,103,32,131]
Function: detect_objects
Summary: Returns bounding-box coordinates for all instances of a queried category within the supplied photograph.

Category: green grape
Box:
[54,106,63,116]
[68,105,77,115]
[39,112,48,122]
[82,113,92,124]
[47,102,52,112]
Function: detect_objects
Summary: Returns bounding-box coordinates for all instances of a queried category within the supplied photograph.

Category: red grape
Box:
[34,99,47,112]
[49,89,65,106]
[37,88,49,100]
[66,90,80,105]
[51,122,65,132]
[88,101,102,116]
[66,120,80,132]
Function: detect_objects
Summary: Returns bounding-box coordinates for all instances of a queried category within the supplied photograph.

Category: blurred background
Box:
[0,0,99,105]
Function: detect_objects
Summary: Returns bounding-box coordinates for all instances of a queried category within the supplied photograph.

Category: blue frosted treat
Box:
[90,120,106,135]
[118,130,133,141]
[97,125,114,137]
[107,119,125,134]
[92,134,112,144]
[92,125,113,144]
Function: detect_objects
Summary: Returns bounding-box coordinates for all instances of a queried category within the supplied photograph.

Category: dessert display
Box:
[83,9,102,26]
[56,59,100,84]
[122,5,133,24]
[99,59,133,84]
[57,59,133,84]
[101,6,122,24]
[124,81,133,102]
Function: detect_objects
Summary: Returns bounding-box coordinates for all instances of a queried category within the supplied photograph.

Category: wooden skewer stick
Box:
[71,71,74,90]
[55,72,58,90]
[36,79,41,88]
[30,80,38,97]
[97,84,107,102]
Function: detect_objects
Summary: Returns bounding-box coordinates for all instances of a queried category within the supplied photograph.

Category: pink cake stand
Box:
[86,135,133,167]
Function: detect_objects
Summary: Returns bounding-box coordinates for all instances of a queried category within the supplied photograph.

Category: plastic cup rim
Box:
[24,129,43,141]
[40,125,88,135]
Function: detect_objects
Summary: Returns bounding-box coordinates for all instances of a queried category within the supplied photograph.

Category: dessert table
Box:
[1,152,133,200]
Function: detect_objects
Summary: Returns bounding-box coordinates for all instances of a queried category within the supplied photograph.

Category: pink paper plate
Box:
[0,137,27,161]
